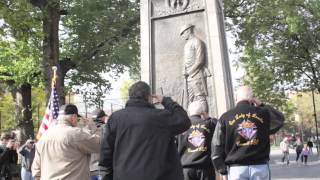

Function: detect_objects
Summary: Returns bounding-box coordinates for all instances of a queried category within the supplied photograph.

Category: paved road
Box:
[270,148,320,180]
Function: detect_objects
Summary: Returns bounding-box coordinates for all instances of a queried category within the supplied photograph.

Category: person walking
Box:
[31,104,101,180]
[295,138,303,162]
[19,139,35,180]
[212,86,284,180]
[307,139,314,155]
[280,137,290,165]
[177,101,217,180]
[99,81,191,180]
[301,144,311,165]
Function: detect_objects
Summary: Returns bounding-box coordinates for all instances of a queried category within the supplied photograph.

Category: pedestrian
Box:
[89,109,108,180]
[307,139,313,154]
[301,144,311,165]
[0,132,18,180]
[212,86,284,180]
[31,104,101,180]
[280,137,290,165]
[295,137,303,162]
[19,139,35,180]
[176,101,217,180]
[99,81,191,180]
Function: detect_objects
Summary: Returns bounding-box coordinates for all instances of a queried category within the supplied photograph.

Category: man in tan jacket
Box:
[32,104,100,180]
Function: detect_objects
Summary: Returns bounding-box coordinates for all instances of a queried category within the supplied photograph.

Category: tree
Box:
[119,79,134,103]
[289,92,320,137]
[0,0,140,140]
[223,0,320,126]
[61,0,140,104]
[0,0,43,140]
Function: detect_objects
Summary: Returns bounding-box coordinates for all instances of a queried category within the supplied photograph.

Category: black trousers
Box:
[301,155,308,164]
[296,150,302,161]
[183,167,215,180]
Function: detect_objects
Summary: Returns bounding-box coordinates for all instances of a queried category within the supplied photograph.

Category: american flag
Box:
[36,87,60,139]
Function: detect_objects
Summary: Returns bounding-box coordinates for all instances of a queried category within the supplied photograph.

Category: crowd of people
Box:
[280,135,315,166]
[0,82,286,180]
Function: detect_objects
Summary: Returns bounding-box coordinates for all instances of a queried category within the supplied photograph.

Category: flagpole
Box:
[36,66,59,140]
[52,66,57,88]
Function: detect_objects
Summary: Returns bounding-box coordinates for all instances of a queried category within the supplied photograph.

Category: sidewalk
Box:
[270,148,320,180]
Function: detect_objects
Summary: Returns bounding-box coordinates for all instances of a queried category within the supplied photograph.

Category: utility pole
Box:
[311,89,319,154]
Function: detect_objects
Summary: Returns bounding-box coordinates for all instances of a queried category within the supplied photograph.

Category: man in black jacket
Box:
[177,101,216,180]
[212,86,284,180]
[0,133,18,180]
[99,81,191,180]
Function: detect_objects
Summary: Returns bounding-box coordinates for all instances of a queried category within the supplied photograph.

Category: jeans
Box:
[228,164,270,180]
[90,175,102,180]
[21,167,33,180]
[281,151,289,164]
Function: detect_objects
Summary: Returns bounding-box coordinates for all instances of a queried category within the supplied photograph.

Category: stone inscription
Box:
[151,0,204,18]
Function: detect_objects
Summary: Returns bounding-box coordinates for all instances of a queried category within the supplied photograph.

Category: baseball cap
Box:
[91,109,107,119]
[60,104,81,117]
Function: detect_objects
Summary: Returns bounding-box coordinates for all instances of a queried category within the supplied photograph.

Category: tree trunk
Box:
[11,84,34,143]
[41,1,64,104]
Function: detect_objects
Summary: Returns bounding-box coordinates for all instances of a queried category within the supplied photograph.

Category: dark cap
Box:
[60,104,81,117]
[91,109,107,119]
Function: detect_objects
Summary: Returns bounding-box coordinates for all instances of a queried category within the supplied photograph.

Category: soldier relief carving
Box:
[167,0,189,10]
[180,24,211,110]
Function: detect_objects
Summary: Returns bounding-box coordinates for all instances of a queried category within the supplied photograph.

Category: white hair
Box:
[236,86,254,103]
[188,101,206,116]
[57,114,73,123]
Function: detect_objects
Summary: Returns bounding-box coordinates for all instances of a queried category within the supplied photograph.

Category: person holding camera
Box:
[0,132,18,180]
[19,139,35,180]
[89,109,109,180]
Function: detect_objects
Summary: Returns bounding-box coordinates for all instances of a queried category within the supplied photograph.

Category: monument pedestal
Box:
[141,0,234,117]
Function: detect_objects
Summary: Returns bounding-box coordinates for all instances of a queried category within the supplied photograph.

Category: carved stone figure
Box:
[180,24,211,107]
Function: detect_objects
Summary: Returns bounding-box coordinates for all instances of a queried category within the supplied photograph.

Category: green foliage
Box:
[62,0,140,94]
[0,0,43,87]
[289,92,320,132]
[119,79,134,103]
[225,0,320,91]
[31,87,46,131]
[224,0,320,131]
[0,87,46,132]
[0,92,15,131]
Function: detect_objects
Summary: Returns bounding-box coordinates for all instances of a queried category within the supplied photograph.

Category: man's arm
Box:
[263,105,284,134]
[252,98,284,134]
[99,117,116,180]
[18,144,27,157]
[31,144,41,180]
[211,118,228,175]
[76,129,101,154]
[159,96,191,135]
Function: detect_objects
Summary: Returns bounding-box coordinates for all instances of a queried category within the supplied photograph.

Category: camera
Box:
[94,119,104,128]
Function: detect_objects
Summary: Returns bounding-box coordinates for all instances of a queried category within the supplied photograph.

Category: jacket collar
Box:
[190,115,201,118]
[125,99,154,108]
[57,118,74,127]
[236,100,251,106]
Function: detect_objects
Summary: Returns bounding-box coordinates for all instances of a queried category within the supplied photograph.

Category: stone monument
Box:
[141,0,234,117]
